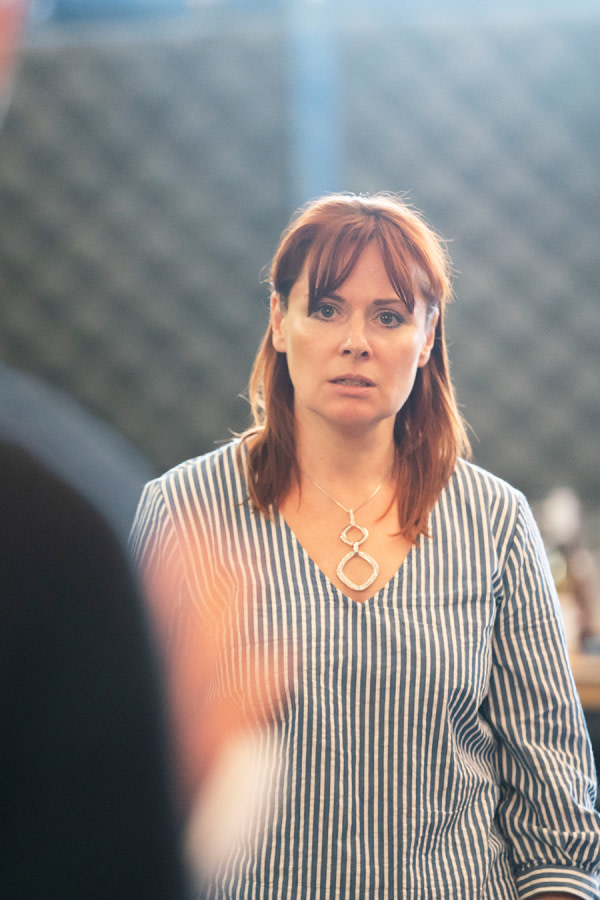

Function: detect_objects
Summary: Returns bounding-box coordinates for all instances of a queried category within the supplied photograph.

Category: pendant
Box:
[336,511,379,592]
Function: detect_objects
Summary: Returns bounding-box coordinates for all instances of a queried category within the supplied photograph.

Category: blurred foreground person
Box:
[131,193,600,899]
[0,440,186,899]
[1,5,154,543]
[0,7,185,897]
[0,361,155,541]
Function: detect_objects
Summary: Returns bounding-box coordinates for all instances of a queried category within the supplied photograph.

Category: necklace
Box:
[308,474,386,592]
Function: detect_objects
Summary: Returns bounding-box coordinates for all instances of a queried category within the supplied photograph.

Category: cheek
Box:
[286,341,314,377]
[285,321,317,358]
[284,335,323,394]
[388,333,424,368]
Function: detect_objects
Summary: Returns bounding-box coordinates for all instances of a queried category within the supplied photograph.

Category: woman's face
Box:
[271,241,437,442]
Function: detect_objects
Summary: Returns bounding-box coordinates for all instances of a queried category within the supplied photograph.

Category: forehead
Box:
[301,236,424,311]
[337,241,397,286]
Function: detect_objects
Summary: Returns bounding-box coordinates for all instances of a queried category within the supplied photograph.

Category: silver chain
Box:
[308,476,385,516]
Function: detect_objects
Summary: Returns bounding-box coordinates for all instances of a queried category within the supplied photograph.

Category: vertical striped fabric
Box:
[130,442,600,899]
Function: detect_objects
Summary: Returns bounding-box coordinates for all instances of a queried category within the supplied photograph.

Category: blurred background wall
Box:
[0,0,598,535]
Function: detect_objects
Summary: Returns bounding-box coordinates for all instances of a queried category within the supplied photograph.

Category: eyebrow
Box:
[373,297,409,307]
[324,292,410,309]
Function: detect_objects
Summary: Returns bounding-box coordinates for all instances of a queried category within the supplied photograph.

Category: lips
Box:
[330,375,375,387]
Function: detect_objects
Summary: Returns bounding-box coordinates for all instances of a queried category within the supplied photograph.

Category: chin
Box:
[329,413,391,433]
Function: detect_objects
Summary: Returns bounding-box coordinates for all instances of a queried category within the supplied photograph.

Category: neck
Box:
[295,421,396,499]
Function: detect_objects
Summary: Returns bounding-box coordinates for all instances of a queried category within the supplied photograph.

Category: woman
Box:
[131,193,600,899]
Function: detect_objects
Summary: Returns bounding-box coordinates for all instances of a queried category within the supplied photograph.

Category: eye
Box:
[313,302,337,320]
[377,310,404,328]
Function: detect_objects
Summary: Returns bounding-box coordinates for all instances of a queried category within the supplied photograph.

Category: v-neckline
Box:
[277,509,415,606]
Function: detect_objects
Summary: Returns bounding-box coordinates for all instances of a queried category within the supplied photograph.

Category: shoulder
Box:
[137,441,248,527]
[440,458,530,554]
[149,441,243,499]
[0,439,117,550]
[130,441,248,564]
[449,458,524,510]
[0,439,133,615]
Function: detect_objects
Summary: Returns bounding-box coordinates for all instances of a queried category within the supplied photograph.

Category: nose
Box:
[340,314,371,358]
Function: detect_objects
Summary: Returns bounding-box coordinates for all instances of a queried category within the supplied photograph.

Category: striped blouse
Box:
[130,441,600,899]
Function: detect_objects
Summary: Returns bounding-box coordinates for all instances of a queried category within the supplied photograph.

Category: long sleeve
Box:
[130,472,239,812]
[485,494,600,899]
[130,477,190,652]
[130,476,204,790]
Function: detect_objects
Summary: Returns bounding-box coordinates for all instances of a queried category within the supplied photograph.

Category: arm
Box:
[130,476,266,813]
[130,478,211,810]
[484,494,600,900]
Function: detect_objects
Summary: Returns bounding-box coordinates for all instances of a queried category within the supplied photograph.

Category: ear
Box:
[417,308,439,368]
[270,292,287,353]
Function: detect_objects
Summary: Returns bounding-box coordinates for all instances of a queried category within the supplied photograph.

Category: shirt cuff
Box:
[516,865,600,899]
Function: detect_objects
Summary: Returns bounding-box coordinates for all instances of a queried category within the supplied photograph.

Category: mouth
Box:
[330,376,375,388]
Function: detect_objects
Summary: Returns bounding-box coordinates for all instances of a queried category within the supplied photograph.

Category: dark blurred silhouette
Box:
[0,362,155,542]
[0,7,187,896]
[0,439,187,899]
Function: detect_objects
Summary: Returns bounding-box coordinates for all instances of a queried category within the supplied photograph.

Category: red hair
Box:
[240,193,470,542]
